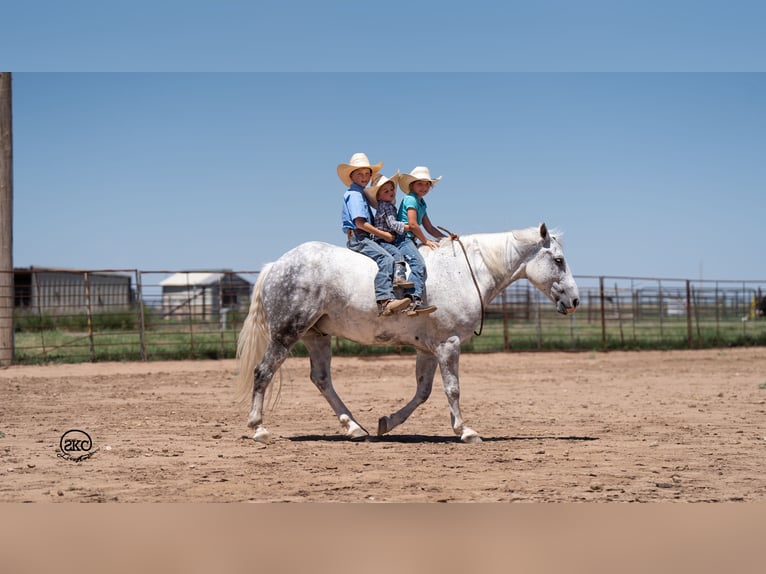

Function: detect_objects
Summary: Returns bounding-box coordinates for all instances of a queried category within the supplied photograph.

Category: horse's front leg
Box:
[377,350,436,436]
[303,331,368,440]
[437,336,481,444]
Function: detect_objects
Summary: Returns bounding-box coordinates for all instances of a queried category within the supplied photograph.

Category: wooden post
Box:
[0,73,13,366]
[34,271,48,361]
[83,272,96,361]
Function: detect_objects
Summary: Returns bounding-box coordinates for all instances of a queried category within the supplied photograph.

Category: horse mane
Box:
[440,226,564,286]
[429,232,512,283]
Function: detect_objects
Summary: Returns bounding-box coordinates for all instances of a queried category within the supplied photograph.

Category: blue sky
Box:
[2,0,765,72]
[3,2,766,281]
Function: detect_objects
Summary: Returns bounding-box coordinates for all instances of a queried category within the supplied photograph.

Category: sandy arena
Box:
[1,348,765,502]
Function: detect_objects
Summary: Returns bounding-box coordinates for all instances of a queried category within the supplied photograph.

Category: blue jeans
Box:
[378,236,427,300]
[347,233,396,302]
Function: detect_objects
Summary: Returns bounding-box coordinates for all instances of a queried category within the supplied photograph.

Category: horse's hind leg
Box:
[377,350,437,436]
[302,330,369,440]
[437,336,481,443]
[248,341,292,443]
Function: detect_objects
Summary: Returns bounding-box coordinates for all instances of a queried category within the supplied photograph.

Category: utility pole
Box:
[0,72,13,366]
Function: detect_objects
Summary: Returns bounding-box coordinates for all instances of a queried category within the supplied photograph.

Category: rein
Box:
[437,227,485,336]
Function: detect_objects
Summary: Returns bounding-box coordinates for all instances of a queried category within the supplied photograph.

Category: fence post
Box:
[525,284,531,321]
[34,271,48,360]
[501,288,509,351]
[741,282,747,337]
[685,280,693,349]
[630,279,637,341]
[692,285,702,347]
[535,291,542,350]
[615,282,624,346]
[714,282,720,339]
[185,273,195,359]
[599,276,606,350]
[135,270,147,361]
[219,275,225,358]
[658,280,664,341]
[83,271,96,361]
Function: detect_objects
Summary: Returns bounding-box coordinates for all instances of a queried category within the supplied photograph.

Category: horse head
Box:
[522,223,580,315]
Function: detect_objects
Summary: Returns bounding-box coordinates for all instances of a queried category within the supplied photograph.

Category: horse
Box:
[236,223,579,444]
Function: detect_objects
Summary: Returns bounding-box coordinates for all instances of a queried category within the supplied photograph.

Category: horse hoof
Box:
[460,428,482,444]
[377,416,389,436]
[340,414,368,440]
[253,426,271,444]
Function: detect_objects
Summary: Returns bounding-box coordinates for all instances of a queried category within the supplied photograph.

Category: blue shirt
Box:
[397,193,427,239]
[341,183,374,233]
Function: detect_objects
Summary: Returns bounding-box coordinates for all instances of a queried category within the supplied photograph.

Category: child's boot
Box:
[393,263,415,289]
[377,297,410,316]
[405,296,437,316]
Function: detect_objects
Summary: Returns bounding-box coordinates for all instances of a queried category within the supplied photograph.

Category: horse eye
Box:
[554,257,565,266]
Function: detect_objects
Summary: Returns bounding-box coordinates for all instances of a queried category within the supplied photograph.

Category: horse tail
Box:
[236,263,273,403]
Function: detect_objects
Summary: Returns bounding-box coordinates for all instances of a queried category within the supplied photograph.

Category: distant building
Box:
[160,272,251,320]
[14,268,133,314]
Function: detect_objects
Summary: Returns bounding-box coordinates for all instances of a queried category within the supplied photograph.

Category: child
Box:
[339,153,410,316]
[396,166,458,315]
[364,171,415,291]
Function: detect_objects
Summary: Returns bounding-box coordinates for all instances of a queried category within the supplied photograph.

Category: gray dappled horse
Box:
[237,223,579,444]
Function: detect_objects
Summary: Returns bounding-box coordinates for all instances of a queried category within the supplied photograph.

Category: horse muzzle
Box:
[556,297,579,315]
[551,281,579,315]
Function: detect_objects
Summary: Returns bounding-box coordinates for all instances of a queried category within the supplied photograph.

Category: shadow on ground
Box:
[288,434,599,444]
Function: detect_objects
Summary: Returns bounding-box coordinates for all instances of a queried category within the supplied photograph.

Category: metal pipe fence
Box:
[2,269,766,364]
[6,269,260,364]
[466,275,766,352]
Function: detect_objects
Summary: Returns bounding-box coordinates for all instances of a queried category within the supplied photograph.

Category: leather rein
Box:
[437,227,485,336]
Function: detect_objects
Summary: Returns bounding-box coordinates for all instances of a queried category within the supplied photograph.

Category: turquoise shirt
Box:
[397,193,427,239]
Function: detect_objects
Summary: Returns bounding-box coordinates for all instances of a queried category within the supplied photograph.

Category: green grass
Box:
[12,315,766,364]
[15,328,240,364]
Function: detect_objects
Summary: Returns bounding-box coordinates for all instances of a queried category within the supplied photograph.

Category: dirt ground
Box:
[1,348,765,502]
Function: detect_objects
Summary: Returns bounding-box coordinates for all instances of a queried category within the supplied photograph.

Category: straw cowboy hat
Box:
[398,166,442,194]
[337,153,383,187]
[364,170,400,209]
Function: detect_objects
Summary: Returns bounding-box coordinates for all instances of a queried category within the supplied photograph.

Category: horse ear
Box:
[539,223,549,240]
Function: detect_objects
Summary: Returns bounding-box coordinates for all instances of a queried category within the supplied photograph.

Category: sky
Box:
[2,0,766,72]
[3,2,766,282]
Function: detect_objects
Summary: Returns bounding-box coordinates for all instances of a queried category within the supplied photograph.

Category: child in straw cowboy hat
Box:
[396,165,457,315]
[339,153,411,316]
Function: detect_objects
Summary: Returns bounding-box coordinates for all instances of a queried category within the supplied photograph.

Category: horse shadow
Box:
[289,434,598,444]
